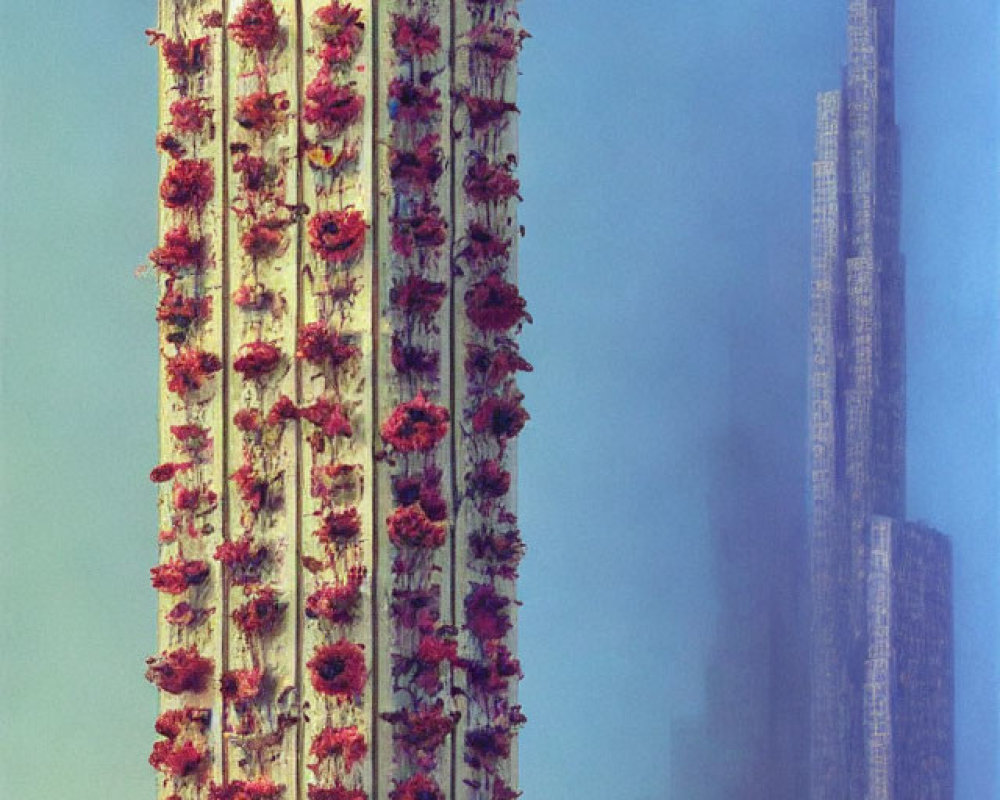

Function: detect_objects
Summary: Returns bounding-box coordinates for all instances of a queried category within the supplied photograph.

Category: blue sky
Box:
[1,1,996,798]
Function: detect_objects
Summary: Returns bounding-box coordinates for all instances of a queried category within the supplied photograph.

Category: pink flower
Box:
[146,646,214,694]
[389,134,443,192]
[149,225,204,276]
[312,2,364,65]
[166,348,223,397]
[459,221,510,267]
[267,394,299,425]
[462,94,518,133]
[468,24,524,73]
[465,725,512,771]
[387,504,446,549]
[307,640,367,699]
[465,273,529,331]
[464,641,522,695]
[233,340,282,379]
[463,155,520,204]
[146,30,209,75]
[169,96,212,135]
[308,209,367,264]
[304,73,363,137]
[235,90,289,132]
[464,583,511,641]
[380,393,449,452]
[161,159,214,211]
[388,78,441,124]
[150,557,209,595]
[391,15,440,59]
[469,527,525,580]
[308,725,367,774]
[472,393,529,440]
[229,0,281,53]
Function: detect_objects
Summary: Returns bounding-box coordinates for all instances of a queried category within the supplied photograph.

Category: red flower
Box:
[472,393,529,440]
[465,273,529,331]
[241,216,288,260]
[150,461,193,483]
[390,335,438,378]
[314,507,361,546]
[469,459,511,500]
[308,209,367,264]
[381,702,458,765]
[468,527,525,580]
[463,155,520,204]
[387,504,445,549]
[389,134,443,192]
[388,78,441,124]
[459,221,510,267]
[304,74,363,138]
[155,706,210,739]
[267,395,299,425]
[234,340,282,379]
[231,460,269,514]
[146,30,209,75]
[229,0,281,53]
[232,282,275,311]
[173,484,218,513]
[299,396,353,438]
[464,583,511,642]
[149,224,204,277]
[465,725,512,771]
[390,274,447,322]
[391,15,440,59]
[149,738,207,778]
[170,96,213,135]
[202,10,225,28]
[464,641,522,695]
[308,725,367,773]
[312,2,364,65]
[234,407,263,432]
[233,587,284,635]
[220,667,264,703]
[161,158,214,211]
[209,778,284,800]
[165,601,210,627]
[157,287,212,338]
[170,424,211,455]
[156,132,186,159]
[380,393,449,452]
[146,646,214,694]
[404,634,459,694]
[468,24,523,72]
[391,203,447,257]
[307,640,367,698]
[391,586,440,632]
[463,94,518,133]
[296,322,360,369]
[490,780,522,800]
[233,154,271,192]
[390,774,443,800]
[213,536,269,585]
[307,785,367,800]
[166,348,223,397]
[305,567,366,624]
[150,557,210,595]
[465,343,532,387]
[235,90,289,132]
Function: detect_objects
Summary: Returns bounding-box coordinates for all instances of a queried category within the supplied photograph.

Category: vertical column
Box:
[864,517,894,800]
[220,1,301,795]
[297,2,375,799]
[147,3,228,797]
[452,3,528,800]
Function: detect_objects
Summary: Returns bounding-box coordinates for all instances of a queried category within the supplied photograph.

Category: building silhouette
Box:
[808,0,954,797]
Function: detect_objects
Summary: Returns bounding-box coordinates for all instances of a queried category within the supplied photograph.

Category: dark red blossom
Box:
[267,394,299,425]
[465,725,512,771]
[300,396,353,438]
[149,738,207,779]
[157,287,212,338]
[464,583,512,642]
[166,601,212,627]
[233,154,272,192]
[150,460,193,483]
[308,208,366,264]
[241,216,288,260]
[233,586,284,635]
[468,527,524,580]
[150,557,209,595]
[304,74,363,138]
[307,785,367,800]
[314,507,361,546]
[170,424,210,455]
[149,225,204,277]
[390,335,438,378]
[166,348,223,397]
[390,274,446,322]
[231,460,270,514]
[229,0,281,53]
[391,586,440,632]
[213,536,269,585]
[380,393,449,452]
[391,15,440,59]
[232,282,275,311]
[170,96,212,135]
[472,393,529,440]
[469,459,511,500]
[388,78,441,124]
[307,640,367,698]
[312,2,364,65]
[173,483,218,513]
[389,134,443,192]
[234,407,263,432]
[465,342,532,387]
[463,155,520,204]
[464,641,522,695]
[465,274,529,332]
[402,633,459,694]
[234,340,282,379]
[390,774,444,800]
[220,667,264,703]
[156,132,186,159]
[459,221,510,267]
[310,462,359,504]
[155,706,210,739]
[161,158,214,211]
[297,322,360,370]
[202,10,225,27]
[463,94,518,133]
[468,24,524,72]
[381,702,459,767]
[146,646,213,694]
[309,725,367,774]
[209,778,283,800]
[391,204,447,257]
[490,779,523,800]
[146,30,209,75]
[235,90,289,132]
[387,504,445,549]
[305,567,366,624]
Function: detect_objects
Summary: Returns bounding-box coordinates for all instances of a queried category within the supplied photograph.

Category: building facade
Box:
[808,1,954,797]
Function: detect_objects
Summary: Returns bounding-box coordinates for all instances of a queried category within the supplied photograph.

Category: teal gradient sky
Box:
[1,1,996,798]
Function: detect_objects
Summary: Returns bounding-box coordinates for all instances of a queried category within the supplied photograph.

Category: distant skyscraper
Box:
[808,1,954,797]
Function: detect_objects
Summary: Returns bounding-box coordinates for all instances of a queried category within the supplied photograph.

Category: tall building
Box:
[144,2,529,799]
[808,1,954,797]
